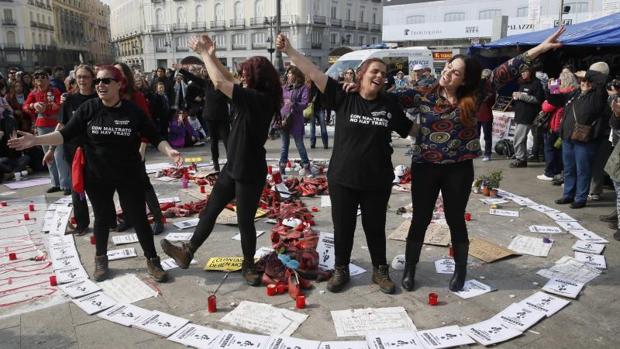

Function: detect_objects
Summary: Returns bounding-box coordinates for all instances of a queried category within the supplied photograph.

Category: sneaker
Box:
[570,201,586,209]
[588,194,601,201]
[527,154,541,162]
[509,160,527,168]
[482,155,491,161]
[327,265,350,293]
[371,265,395,294]
[146,257,168,282]
[46,186,61,193]
[614,229,620,241]
[310,144,316,149]
[555,197,574,205]
[537,174,554,181]
[599,211,618,223]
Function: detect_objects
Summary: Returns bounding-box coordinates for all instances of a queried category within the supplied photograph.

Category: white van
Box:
[325,47,434,80]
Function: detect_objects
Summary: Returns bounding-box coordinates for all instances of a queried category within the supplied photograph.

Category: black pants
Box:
[476,121,493,156]
[86,174,157,258]
[408,160,474,245]
[118,162,162,223]
[207,120,230,163]
[329,181,392,267]
[190,169,264,260]
[531,125,545,158]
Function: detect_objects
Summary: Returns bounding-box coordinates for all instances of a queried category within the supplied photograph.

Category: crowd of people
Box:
[2,25,619,292]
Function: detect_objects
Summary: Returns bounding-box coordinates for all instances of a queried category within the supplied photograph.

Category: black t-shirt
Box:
[225,84,274,183]
[59,99,163,182]
[60,92,97,162]
[322,77,412,189]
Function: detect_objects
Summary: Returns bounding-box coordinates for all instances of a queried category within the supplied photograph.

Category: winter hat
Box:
[589,61,609,76]
[585,61,609,85]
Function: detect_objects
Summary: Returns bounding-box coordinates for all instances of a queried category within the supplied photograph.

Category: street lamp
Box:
[274,0,284,74]
[264,17,276,63]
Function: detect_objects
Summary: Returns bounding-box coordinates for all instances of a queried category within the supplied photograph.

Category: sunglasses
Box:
[94,78,117,85]
[34,74,47,79]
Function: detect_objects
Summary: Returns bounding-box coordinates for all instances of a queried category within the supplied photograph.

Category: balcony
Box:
[31,20,54,31]
[191,21,207,31]
[330,18,341,27]
[313,15,326,25]
[311,42,322,49]
[252,42,267,49]
[229,18,245,28]
[2,18,16,25]
[176,45,189,52]
[171,23,188,32]
[358,22,369,31]
[344,20,356,29]
[250,17,267,27]
[232,42,246,50]
[210,20,225,29]
[371,23,381,32]
[2,43,21,49]
[150,24,165,32]
[155,46,167,53]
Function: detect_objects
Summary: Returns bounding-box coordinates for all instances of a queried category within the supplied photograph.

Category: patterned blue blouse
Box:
[392,54,530,164]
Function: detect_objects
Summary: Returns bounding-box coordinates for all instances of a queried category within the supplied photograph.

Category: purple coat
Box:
[280,83,309,137]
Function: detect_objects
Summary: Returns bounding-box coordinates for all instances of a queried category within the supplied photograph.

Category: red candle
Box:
[267,284,277,296]
[267,165,273,174]
[28,203,35,211]
[0,201,6,206]
[161,216,167,223]
[276,282,287,294]
[200,185,206,193]
[464,212,472,221]
[448,246,454,258]
[23,213,30,220]
[90,235,96,245]
[311,207,319,212]
[207,295,217,313]
[70,217,77,225]
[8,252,17,260]
[272,172,282,184]
[295,295,306,309]
[49,275,58,286]
[428,292,438,306]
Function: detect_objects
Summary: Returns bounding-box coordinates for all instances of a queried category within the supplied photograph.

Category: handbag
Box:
[604,140,620,182]
[569,104,596,143]
[303,99,315,121]
[532,110,551,129]
[71,147,86,198]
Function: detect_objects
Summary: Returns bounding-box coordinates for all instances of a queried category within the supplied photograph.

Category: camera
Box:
[607,79,620,90]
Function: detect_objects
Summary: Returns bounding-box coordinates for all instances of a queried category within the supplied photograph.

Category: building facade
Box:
[110,0,383,73]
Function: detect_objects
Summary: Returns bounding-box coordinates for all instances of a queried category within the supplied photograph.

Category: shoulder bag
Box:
[570,103,596,143]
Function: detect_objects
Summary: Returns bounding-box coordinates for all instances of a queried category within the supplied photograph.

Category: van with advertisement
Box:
[325,47,434,83]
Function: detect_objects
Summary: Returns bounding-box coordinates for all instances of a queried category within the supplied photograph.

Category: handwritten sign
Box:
[469,238,517,263]
[205,257,244,272]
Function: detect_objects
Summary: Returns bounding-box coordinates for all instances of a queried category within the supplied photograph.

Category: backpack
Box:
[495,139,515,158]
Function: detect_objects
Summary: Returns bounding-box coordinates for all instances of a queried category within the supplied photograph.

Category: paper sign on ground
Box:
[388,220,410,241]
[469,238,516,263]
[155,176,176,182]
[556,220,587,231]
[97,303,153,327]
[52,254,82,271]
[107,248,137,261]
[571,241,605,254]
[168,323,222,349]
[452,279,494,299]
[55,266,89,284]
[216,209,239,225]
[567,230,609,244]
[164,232,194,241]
[537,256,601,284]
[232,230,264,241]
[349,263,366,276]
[205,257,244,272]
[145,162,173,173]
[520,291,570,317]
[173,218,200,229]
[4,177,51,189]
[434,259,455,274]
[489,208,519,217]
[317,232,335,270]
[331,307,416,337]
[72,291,116,315]
[158,197,180,204]
[133,310,190,337]
[510,196,538,206]
[161,257,197,271]
[494,302,546,332]
[424,223,451,246]
[479,198,509,205]
[59,279,102,298]
[462,318,522,346]
[545,212,577,222]
[48,204,72,236]
[219,301,308,336]
[529,225,563,234]
[321,195,332,207]
[574,251,606,269]
[507,235,552,257]
[265,336,320,349]
[213,330,269,349]
[318,341,368,349]
[417,325,475,349]
[542,278,584,299]
[366,331,424,349]
[112,233,139,245]
[97,274,158,304]
[528,204,560,214]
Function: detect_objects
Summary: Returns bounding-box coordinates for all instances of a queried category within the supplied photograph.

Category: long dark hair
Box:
[239,56,283,113]
[113,62,135,100]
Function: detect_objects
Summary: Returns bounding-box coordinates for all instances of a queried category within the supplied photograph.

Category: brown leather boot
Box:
[326,265,350,293]
[93,255,109,281]
[160,239,194,269]
[372,264,395,294]
[241,259,261,286]
[146,256,168,282]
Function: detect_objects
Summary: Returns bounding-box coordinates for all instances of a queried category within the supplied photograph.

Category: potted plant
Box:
[487,170,503,197]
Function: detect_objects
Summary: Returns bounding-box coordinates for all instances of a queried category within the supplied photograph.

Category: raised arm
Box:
[276,34,328,93]
[188,34,237,99]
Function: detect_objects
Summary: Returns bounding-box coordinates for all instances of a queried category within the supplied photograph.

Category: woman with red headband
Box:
[8,65,182,282]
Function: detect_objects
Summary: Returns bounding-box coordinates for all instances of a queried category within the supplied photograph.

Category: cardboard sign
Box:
[216,209,238,225]
[204,257,244,271]
[424,223,451,246]
[469,238,517,263]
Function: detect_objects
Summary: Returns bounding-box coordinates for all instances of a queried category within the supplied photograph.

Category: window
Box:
[516,7,528,17]
[155,8,163,26]
[330,32,337,45]
[234,1,243,19]
[566,2,588,13]
[233,33,246,47]
[344,34,351,44]
[311,30,321,45]
[3,9,13,21]
[444,12,465,22]
[358,35,365,46]
[213,34,225,48]
[331,4,337,19]
[372,9,377,24]
[6,31,16,45]
[214,3,223,21]
[406,15,424,24]
[254,0,264,18]
[253,32,266,44]
[37,13,41,22]
[196,5,203,21]
[479,9,501,20]
[371,36,377,44]
[359,7,364,22]
[177,7,186,24]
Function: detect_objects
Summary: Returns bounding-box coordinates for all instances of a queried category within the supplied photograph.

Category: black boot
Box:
[402,240,423,291]
[145,186,164,235]
[213,159,220,172]
[241,259,261,286]
[449,242,469,291]
[599,210,618,223]
[327,265,350,293]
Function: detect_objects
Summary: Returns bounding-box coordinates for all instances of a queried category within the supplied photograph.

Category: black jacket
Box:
[513,78,544,125]
[178,69,230,122]
[549,84,610,142]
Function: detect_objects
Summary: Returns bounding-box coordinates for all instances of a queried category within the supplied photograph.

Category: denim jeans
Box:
[37,126,71,189]
[562,140,597,203]
[310,108,328,148]
[280,129,310,166]
[543,131,562,177]
[476,120,492,156]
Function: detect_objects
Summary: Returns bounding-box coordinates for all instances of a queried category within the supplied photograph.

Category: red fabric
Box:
[131,91,152,143]
[22,88,61,128]
[476,94,495,122]
[543,86,574,133]
[71,147,85,194]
